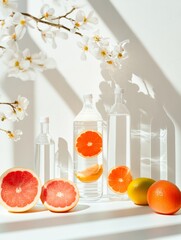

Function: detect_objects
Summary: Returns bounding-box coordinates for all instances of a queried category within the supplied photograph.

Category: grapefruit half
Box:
[41,179,79,212]
[0,167,41,212]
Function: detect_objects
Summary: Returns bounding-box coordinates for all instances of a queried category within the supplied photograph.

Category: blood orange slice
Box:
[75,164,103,183]
[108,166,133,194]
[75,130,102,158]
[0,168,41,212]
[41,179,79,212]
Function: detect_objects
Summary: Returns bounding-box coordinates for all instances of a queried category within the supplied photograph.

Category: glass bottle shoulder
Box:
[109,102,130,115]
[36,133,55,145]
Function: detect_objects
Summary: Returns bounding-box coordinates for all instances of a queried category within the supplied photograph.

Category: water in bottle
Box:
[107,85,131,199]
[35,117,55,185]
[73,94,103,201]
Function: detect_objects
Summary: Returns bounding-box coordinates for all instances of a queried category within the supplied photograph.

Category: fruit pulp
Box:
[107,114,131,199]
[73,121,103,201]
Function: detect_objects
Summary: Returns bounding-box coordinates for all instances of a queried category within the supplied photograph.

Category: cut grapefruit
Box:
[0,168,41,212]
[41,178,79,212]
[75,130,102,158]
[75,164,103,183]
[108,166,133,194]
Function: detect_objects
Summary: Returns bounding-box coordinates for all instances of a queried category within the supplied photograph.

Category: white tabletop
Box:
[0,198,181,240]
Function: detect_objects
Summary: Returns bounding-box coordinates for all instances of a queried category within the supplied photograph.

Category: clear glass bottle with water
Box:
[35,117,55,185]
[73,94,103,201]
[107,85,131,199]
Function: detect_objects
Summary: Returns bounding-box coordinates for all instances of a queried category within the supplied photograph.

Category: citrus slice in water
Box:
[75,130,102,158]
[0,168,41,212]
[107,166,133,194]
[76,164,103,183]
[41,179,79,212]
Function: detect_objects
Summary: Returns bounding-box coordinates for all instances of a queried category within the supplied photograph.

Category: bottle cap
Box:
[83,93,92,99]
[114,84,124,94]
[40,116,49,123]
[83,94,93,102]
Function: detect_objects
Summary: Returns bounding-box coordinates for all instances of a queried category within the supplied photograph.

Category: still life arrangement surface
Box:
[0,0,180,217]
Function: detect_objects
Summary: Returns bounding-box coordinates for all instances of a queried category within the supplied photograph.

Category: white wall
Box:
[0,0,181,188]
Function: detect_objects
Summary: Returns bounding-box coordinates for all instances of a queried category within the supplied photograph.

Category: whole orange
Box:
[147,180,181,215]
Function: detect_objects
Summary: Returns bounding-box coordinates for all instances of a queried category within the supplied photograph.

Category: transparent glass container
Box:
[35,117,55,185]
[73,94,103,201]
[107,86,131,200]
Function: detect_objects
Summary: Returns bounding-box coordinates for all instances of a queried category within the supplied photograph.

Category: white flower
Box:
[7,49,55,80]
[90,31,109,48]
[77,36,90,60]
[72,10,98,31]
[12,12,32,40]
[94,46,110,60]
[7,129,22,141]
[1,26,21,50]
[0,20,6,31]
[8,51,32,80]
[76,10,98,27]
[40,4,55,20]
[24,50,55,71]
[14,95,29,120]
[112,40,129,65]
[41,26,68,48]
[100,57,118,72]
[9,51,30,73]
[0,112,7,121]
[0,0,17,18]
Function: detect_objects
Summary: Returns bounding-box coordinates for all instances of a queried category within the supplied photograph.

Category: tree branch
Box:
[21,12,83,36]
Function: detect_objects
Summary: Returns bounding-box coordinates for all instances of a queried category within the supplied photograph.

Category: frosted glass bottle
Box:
[35,117,55,185]
[107,86,131,199]
[73,94,103,201]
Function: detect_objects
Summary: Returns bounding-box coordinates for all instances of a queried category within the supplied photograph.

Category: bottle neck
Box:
[83,97,94,110]
[115,93,124,104]
[40,122,49,134]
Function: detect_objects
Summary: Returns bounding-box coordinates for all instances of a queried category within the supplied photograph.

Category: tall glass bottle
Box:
[73,94,103,201]
[107,86,131,199]
[35,117,55,185]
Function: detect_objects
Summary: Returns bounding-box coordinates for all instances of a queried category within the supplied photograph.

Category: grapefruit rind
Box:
[41,178,79,212]
[107,166,133,194]
[75,164,103,183]
[75,130,103,158]
[0,167,41,213]
[147,180,181,215]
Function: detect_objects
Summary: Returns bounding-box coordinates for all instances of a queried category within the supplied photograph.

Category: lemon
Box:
[127,177,155,205]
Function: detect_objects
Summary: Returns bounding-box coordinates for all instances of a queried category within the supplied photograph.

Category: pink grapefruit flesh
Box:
[41,179,79,212]
[0,168,41,212]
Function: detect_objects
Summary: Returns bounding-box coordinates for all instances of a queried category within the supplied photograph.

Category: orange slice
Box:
[75,130,102,158]
[108,166,133,194]
[75,164,103,183]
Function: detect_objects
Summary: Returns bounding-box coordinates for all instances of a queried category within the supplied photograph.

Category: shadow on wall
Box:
[88,0,178,182]
[1,1,179,183]
[1,1,81,169]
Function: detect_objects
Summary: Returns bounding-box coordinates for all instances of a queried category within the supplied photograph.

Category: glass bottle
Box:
[73,94,103,201]
[107,85,131,199]
[151,104,168,180]
[35,117,55,185]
